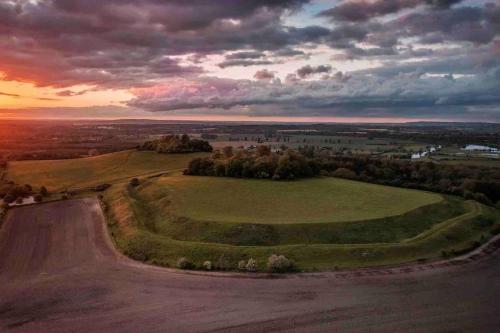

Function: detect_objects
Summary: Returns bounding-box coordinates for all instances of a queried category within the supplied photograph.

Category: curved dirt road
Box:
[0,199,499,332]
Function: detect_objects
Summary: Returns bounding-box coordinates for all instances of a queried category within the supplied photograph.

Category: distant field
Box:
[7,150,209,191]
[153,176,443,224]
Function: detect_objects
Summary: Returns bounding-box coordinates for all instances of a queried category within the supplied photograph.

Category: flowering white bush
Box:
[267,254,295,273]
[203,260,212,270]
[238,260,247,271]
[245,258,258,272]
[177,257,194,269]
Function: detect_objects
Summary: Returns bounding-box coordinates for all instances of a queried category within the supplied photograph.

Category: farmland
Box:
[6,150,209,191]
[1,198,499,332]
[4,148,500,271]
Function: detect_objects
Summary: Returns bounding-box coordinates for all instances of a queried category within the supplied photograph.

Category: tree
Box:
[256,145,271,157]
[222,146,234,158]
[40,186,49,197]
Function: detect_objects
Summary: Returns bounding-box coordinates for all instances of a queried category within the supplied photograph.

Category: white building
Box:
[463,145,499,153]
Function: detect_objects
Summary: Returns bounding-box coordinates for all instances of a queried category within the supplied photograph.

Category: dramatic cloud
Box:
[128,67,500,121]
[296,65,333,78]
[254,69,276,80]
[319,0,463,22]
[0,0,321,88]
[0,0,499,121]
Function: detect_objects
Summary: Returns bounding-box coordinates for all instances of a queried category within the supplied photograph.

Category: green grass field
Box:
[105,178,499,271]
[154,176,443,224]
[6,150,209,191]
[6,149,499,272]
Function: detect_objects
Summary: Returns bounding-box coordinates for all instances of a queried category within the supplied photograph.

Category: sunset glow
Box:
[0,0,498,122]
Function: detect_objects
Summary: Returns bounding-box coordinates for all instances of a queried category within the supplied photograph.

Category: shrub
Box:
[94,184,111,192]
[203,261,212,271]
[245,258,258,272]
[473,192,492,206]
[130,178,140,187]
[177,257,194,270]
[2,193,16,204]
[267,254,295,273]
[332,168,357,179]
[34,194,43,203]
[40,186,49,197]
[216,254,231,270]
[238,260,247,271]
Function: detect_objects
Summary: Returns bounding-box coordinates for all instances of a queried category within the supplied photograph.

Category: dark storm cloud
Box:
[0,0,320,88]
[296,65,333,78]
[318,0,463,22]
[218,60,275,69]
[225,51,266,60]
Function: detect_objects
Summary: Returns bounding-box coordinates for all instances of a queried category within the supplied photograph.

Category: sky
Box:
[0,0,499,122]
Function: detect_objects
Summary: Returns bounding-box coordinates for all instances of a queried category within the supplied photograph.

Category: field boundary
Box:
[94,196,500,278]
[105,181,499,271]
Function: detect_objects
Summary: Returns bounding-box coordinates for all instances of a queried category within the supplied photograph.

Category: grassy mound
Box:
[6,150,209,191]
[103,174,500,271]
[152,176,443,224]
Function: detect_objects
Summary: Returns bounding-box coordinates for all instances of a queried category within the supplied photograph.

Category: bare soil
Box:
[0,198,499,332]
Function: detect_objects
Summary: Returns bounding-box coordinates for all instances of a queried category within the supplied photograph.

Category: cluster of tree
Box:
[315,155,500,206]
[186,145,499,206]
[139,134,212,153]
[184,146,320,180]
[0,182,48,205]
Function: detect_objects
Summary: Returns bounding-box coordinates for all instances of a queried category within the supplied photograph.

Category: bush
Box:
[332,168,357,179]
[34,194,43,203]
[177,257,194,270]
[130,178,140,187]
[203,260,212,271]
[473,192,492,206]
[238,260,247,271]
[2,193,16,204]
[40,186,49,197]
[245,258,258,272]
[267,254,295,273]
[94,184,111,192]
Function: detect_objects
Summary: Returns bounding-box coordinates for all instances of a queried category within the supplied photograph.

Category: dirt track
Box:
[0,199,499,332]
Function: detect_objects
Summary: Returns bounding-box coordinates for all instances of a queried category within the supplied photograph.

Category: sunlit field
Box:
[7,150,210,191]
[154,175,443,224]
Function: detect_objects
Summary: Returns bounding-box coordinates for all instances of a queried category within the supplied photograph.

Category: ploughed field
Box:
[5,150,500,271]
[1,198,499,332]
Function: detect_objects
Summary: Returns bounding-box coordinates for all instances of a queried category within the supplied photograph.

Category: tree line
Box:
[184,146,320,180]
[185,146,500,206]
